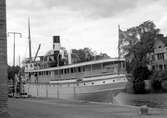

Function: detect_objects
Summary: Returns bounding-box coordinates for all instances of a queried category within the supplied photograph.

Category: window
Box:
[78,67,81,72]
[152,55,155,61]
[159,65,163,70]
[54,70,58,75]
[71,68,74,73]
[82,66,85,72]
[164,65,167,69]
[67,69,69,74]
[60,70,63,75]
[157,53,164,60]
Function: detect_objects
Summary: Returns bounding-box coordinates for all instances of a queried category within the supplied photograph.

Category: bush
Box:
[150,70,167,92]
[133,66,152,81]
[133,79,145,94]
[161,80,167,91]
[132,66,151,93]
[151,79,161,92]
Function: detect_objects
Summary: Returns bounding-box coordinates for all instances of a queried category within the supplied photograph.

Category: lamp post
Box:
[8,32,22,66]
[8,32,22,97]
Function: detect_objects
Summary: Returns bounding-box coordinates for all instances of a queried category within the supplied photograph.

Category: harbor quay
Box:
[7,97,167,118]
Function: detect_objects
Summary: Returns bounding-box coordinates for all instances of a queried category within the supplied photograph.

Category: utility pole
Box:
[8,32,22,66]
[8,32,22,97]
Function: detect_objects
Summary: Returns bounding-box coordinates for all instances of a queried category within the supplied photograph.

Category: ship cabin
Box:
[25,58,126,84]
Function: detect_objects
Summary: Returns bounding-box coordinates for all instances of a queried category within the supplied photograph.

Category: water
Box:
[115,92,167,109]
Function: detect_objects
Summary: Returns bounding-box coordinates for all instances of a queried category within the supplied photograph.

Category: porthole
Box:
[113,80,115,82]
[84,83,86,85]
[92,82,94,85]
[103,81,105,83]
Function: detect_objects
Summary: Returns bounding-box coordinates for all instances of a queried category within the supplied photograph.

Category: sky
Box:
[6,0,167,65]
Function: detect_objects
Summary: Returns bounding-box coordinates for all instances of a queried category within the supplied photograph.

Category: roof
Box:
[26,58,125,72]
[158,37,167,46]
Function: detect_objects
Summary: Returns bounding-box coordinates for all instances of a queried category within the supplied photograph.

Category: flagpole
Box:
[118,25,120,59]
[118,25,120,75]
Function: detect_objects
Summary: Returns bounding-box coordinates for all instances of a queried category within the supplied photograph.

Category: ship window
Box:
[92,82,94,85]
[64,69,69,74]
[71,68,74,73]
[84,83,86,85]
[30,64,33,67]
[46,71,48,75]
[60,69,63,75]
[113,80,115,82]
[78,67,81,72]
[54,70,58,75]
[103,81,105,83]
[82,66,85,72]
[92,64,101,70]
[85,65,91,71]
[74,68,77,73]
[67,69,69,74]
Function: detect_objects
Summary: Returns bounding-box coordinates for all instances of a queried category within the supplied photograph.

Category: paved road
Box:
[8,98,167,118]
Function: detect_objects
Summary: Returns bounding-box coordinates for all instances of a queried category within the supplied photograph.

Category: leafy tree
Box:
[120,21,160,73]
[120,21,161,93]
[8,65,21,95]
[71,48,110,63]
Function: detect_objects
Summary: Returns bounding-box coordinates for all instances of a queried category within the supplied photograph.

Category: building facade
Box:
[150,37,167,71]
[0,0,8,113]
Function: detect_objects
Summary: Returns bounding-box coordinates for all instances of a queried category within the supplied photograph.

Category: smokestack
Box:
[53,36,61,52]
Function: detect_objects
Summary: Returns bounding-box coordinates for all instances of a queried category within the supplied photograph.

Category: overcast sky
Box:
[6,0,167,65]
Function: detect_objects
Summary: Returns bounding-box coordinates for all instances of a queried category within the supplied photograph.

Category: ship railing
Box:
[52,68,126,81]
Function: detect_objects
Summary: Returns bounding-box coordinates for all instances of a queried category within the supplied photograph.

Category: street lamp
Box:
[8,32,22,97]
[8,32,22,66]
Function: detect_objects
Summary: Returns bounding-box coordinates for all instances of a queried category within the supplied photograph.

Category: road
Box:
[8,98,167,118]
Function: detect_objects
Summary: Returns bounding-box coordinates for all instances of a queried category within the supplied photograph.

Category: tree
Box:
[120,21,160,73]
[119,21,161,93]
[8,65,21,96]
[71,48,110,63]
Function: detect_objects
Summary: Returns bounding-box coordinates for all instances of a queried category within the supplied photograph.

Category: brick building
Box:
[0,0,8,114]
[150,37,167,71]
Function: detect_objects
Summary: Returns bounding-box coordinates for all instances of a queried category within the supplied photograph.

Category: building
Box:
[150,36,167,71]
[0,0,8,114]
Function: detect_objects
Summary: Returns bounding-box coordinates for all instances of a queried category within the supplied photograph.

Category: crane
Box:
[34,44,41,62]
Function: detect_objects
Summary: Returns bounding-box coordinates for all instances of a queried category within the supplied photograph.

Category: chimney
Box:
[53,36,61,52]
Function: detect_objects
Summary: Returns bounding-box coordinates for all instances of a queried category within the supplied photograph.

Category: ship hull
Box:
[24,74,127,102]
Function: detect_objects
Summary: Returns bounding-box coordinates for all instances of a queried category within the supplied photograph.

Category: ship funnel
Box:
[53,36,61,52]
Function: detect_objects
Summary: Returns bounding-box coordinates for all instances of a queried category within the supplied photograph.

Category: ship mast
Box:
[28,17,32,61]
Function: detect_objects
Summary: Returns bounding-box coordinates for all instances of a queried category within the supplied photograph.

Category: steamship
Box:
[23,35,128,101]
